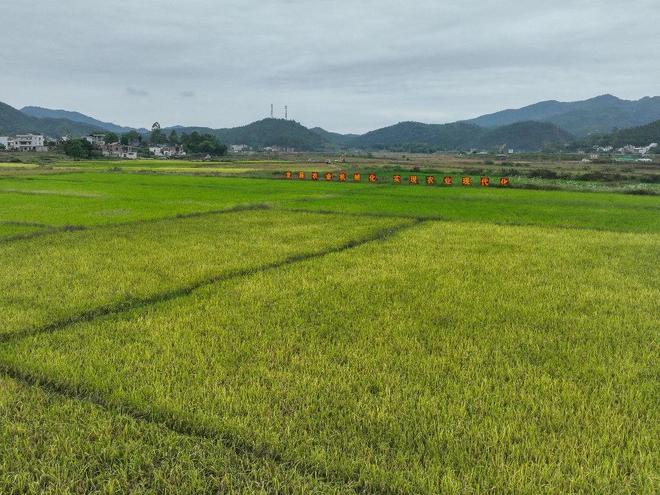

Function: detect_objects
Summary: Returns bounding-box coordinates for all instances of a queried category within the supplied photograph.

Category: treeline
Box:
[179,132,227,154]
[146,125,227,154]
[61,128,227,159]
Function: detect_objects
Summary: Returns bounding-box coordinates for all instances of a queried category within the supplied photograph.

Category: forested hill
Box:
[309,127,359,147]
[21,106,140,134]
[477,121,575,150]
[463,94,660,137]
[0,101,102,137]
[164,119,328,151]
[587,120,660,147]
[349,120,574,152]
[215,119,327,150]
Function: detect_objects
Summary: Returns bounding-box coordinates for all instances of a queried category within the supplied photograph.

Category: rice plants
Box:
[2,221,657,493]
[0,210,407,337]
[0,166,658,493]
[0,376,349,494]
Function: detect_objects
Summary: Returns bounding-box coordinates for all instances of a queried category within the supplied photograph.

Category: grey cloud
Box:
[1,0,658,133]
[126,87,149,97]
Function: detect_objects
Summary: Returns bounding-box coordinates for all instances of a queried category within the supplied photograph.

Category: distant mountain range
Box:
[463,94,660,136]
[20,106,147,134]
[0,101,103,137]
[1,94,658,152]
[344,120,574,152]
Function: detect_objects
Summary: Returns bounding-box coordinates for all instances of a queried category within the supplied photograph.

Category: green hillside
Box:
[21,106,141,134]
[216,118,328,150]
[0,101,101,137]
[350,120,572,151]
[168,119,329,151]
[351,122,481,151]
[478,121,575,150]
[587,119,660,148]
[309,127,358,147]
[465,94,660,136]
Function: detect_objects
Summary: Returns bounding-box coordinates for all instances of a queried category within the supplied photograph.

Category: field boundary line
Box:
[0,225,86,244]
[0,219,425,346]
[0,220,53,227]
[279,206,660,234]
[0,219,430,493]
[0,188,101,199]
[278,206,445,221]
[0,364,392,494]
[99,202,272,229]
[0,203,272,245]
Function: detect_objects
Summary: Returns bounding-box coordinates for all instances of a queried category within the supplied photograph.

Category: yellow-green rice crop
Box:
[2,221,657,493]
[0,209,407,337]
[0,376,348,494]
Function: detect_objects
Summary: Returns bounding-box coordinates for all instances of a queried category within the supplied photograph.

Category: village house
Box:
[617,143,657,155]
[264,145,296,153]
[0,134,48,151]
[85,134,107,147]
[148,144,186,157]
[230,144,250,152]
[102,142,138,159]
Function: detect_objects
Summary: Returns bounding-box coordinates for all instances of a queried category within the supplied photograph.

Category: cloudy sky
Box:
[3,0,659,133]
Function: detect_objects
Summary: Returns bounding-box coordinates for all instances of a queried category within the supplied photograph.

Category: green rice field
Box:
[0,164,658,494]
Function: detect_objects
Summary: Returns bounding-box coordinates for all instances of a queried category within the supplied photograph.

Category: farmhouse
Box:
[0,134,48,151]
[85,134,107,147]
[230,144,250,152]
[102,142,137,159]
[264,145,296,152]
[149,144,186,157]
[617,143,658,155]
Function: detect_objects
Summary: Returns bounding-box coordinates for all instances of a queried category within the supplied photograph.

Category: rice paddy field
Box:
[0,161,658,494]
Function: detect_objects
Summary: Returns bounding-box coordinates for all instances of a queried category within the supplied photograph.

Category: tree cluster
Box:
[120,130,142,146]
[179,131,227,155]
[62,139,96,159]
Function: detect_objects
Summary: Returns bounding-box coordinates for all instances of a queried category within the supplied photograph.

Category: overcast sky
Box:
[3,0,659,133]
